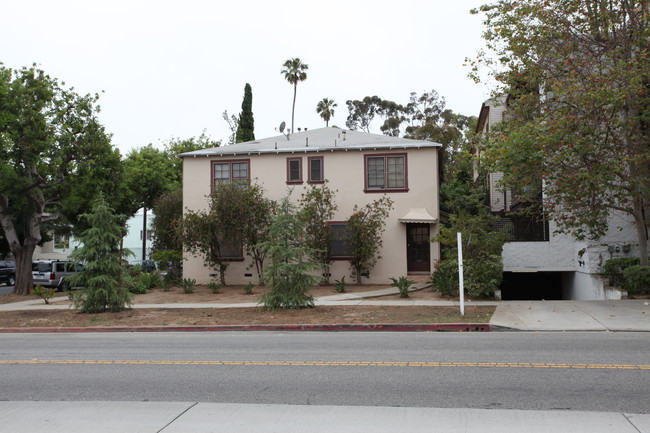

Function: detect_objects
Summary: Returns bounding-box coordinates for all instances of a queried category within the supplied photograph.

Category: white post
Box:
[457,232,465,317]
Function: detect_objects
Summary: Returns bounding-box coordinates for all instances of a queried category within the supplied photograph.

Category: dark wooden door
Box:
[407,224,430,272]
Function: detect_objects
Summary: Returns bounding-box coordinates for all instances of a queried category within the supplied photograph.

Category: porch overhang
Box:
[398,208,437,224]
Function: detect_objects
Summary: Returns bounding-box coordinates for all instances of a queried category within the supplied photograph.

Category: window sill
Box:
[307,180,325,185]
[218,257,245,262]
[364,188,409,193]
[286,181,304,185]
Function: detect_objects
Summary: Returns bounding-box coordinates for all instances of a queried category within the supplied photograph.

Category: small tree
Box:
[212,182,275,283]
[68,194,133,313]
[299,182,338,283]
[346,196,394,284]
[151,188,183,282]
[182,209,230,285]
[258,194,317,310]
[434,162,509,298]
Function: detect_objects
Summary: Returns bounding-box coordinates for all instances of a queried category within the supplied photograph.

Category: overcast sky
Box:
[2,0,493,155]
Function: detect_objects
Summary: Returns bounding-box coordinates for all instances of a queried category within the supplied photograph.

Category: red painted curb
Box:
[0,323,490,333]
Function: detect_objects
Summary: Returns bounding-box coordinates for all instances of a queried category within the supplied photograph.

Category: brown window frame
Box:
[307,156,325,184]
[286,157,303,184]
[328,221,352,260]
[217,236,245,261]
[211,159,251,191]
[363,153,408,193]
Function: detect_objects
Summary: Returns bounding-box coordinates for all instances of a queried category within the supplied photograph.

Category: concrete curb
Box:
[0,323,490,333]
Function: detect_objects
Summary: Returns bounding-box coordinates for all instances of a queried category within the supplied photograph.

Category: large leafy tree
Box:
[281,57,308,134]
[0,65,120,294]
[235,83,255,143]
[473,0,650,264]
[125,134,219,261]
[346,91,475,183]
[123,144,176,261]
[316,98,337,127]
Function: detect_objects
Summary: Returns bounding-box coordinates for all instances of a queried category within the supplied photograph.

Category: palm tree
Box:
[281,58,309,134]
[316,98,337,127]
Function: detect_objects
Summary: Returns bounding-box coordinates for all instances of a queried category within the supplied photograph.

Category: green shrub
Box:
[160,280,172,292]
[431,260,458,297]
[128,281,148,295]
[465,255,504,298]
[180,278,196,294]
[622,265,650,295]
[390,276,416,298]
[138,271,161,290]
[603,257,640,287]
[334,276,346,293]
[244,282,255,295]
[208,281,221,294]
[31,285,56,304]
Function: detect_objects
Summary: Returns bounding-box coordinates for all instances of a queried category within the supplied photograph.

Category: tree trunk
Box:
[291,83,297,134]
[633,200,648,266]
[142,208,147,261]
[0,202,41,295]
[13,243,36,295]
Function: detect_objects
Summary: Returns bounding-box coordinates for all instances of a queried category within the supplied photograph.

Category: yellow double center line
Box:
[1,360,649,370]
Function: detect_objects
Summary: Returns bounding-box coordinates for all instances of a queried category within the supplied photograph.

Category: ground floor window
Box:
[329,223,351,259]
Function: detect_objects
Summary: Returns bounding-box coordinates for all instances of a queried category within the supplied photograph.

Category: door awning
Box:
[398,208,438,224]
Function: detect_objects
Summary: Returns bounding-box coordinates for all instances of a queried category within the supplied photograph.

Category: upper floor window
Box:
[287,157,302,184]
[365,154,407,192]
[308,156,324,183]
[212,160,249,187]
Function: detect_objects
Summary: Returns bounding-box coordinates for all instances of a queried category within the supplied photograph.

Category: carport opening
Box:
[499,271,564,300]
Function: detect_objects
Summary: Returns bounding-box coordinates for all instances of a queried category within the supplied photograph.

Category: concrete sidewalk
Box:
[1,401,649,433]
[490,300,650,331]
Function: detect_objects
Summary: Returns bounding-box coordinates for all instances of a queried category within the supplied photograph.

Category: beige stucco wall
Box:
[182,147,440,285]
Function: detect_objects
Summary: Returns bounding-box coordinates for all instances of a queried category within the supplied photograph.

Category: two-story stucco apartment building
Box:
[179,127,441,285]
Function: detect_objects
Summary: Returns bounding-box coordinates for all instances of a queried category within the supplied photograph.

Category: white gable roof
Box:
[178,127,440,158]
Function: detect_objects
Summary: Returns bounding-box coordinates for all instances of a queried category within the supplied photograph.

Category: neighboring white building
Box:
[33,209,153,263]
[179,127,441,285]
[477,97,638,300]
[33,233,81,261]
[123,208,155,262]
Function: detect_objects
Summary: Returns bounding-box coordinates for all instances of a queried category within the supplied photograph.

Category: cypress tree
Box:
[235,83,255,143]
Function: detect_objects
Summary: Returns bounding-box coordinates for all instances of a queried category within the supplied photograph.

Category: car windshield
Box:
[32,263,53,272]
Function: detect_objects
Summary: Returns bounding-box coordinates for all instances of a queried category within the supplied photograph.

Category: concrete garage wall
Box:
[502,211,640,300]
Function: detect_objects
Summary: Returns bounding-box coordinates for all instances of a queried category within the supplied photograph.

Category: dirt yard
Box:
[0,283,494,328]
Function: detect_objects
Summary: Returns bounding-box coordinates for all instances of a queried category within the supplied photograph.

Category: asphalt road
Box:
[0,285,13,295]
[0,332,648,413]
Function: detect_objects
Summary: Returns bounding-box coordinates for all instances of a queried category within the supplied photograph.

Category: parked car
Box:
[129,260,156,272]
[0,261,16,286]
[32,260,80,291]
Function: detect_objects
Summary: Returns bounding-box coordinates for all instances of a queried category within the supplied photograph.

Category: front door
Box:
[407,224,430,272]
